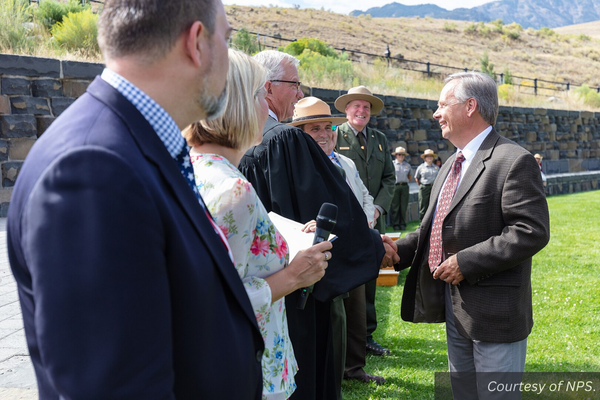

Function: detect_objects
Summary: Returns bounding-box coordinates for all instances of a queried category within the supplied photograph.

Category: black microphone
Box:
[297,203,338,310]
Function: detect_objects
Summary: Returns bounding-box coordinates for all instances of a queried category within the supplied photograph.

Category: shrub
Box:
[491,19,504,33]
[284,37,338,58]
[296,49,354,87]
[52,9,99,54]
[498,83,515,102]
[504,30,520,40]
[578,34,591,41]
[443,22,457,32]
[463,22,478,35]
[34,0,89,31]
[537,27,556,38]
[574,84,600,108]
[231,28,259,55]
[0,0,34,52]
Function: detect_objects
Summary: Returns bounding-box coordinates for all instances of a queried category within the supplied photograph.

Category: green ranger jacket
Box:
[336,122,395,228]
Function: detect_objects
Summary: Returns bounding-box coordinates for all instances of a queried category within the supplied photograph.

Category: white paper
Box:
[268,212,315,261]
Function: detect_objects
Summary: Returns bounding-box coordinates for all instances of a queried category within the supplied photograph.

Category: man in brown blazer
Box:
[390,72,550,399]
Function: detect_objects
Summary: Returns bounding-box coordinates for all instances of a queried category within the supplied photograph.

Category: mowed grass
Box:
[342,190,600,399]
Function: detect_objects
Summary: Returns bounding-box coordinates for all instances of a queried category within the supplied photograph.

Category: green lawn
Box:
[342,190,600,399]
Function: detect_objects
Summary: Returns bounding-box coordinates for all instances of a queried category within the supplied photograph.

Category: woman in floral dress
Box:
[183,49,332,400]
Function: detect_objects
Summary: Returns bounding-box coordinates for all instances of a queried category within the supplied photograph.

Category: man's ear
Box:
[265,80,273,94]
[466,97,477,117]
[185,21,206,68]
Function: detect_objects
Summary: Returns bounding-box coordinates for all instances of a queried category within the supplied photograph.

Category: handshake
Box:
[380,235,399,269]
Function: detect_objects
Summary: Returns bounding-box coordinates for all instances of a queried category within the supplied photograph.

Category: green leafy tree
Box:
[480,51,497,81]
[503,67,513,85]
[231,28,259,55]
[35,0,89,31]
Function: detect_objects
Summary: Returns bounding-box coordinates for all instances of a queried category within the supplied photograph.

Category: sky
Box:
[221,0,495,16]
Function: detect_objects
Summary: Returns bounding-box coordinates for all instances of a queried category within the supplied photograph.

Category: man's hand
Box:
[380,235,399,268]
[432,254,464,285]
[373,208,380,224]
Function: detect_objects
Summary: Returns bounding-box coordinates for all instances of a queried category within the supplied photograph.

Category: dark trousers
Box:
[366,218,385,339]
[418,184,433,220]
[330,294,347,400]
[344,284,367,378]
[287,291,336,400]
[390,183,409,229]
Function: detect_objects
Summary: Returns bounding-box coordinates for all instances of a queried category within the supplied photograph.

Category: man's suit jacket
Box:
[7,77,264,399]
[396,129,550,343]
[336,152,375,226]
[336,123,395,232]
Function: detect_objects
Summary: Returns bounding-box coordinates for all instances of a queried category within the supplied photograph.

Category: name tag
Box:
[339,147,350,150]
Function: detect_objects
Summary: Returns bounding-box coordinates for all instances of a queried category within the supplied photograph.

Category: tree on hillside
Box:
[480,51,497,81]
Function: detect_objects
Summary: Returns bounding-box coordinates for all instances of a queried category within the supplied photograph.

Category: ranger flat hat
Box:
[392,146,408,155]
[420,149,437,159]
[289,97,347,127]
[334,86,384,115]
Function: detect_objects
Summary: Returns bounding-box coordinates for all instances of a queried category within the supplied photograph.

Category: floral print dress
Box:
[191,153,298,400]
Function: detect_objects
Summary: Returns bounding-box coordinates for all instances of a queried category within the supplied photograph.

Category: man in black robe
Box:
[239,50,397,400]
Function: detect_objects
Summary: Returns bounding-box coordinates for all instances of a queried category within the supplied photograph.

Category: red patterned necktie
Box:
[428,152,465,272]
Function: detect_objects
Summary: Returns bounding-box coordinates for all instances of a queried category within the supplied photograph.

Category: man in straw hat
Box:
[290,97,385,387]
[240,52,398,400]
[390,72,549,398]
[335,86,395,357]
[415,148,440,220]
[391,146,413,231]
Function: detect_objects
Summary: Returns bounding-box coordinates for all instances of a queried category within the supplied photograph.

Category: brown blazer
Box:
[396,129,550,343]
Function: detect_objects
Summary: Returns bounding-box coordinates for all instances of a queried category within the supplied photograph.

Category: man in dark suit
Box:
[7,1,264,399]
[391,72,550,399]
[239,50,396,400]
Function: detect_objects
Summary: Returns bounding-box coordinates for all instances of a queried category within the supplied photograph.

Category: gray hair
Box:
[252,50,300,82]
[445,72,499,126]
[98,0,216,62]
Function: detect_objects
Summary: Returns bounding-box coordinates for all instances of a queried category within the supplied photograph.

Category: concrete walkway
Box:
[0,218,37,399]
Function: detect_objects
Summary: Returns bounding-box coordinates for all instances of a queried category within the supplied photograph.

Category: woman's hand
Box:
[286,241,332,291]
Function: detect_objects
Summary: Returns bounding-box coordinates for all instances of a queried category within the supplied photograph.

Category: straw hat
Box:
[534,153,543,160]
[392,146,408,156]
[334,86,384,115]
[420,149,437,159]
[289,97,348,127]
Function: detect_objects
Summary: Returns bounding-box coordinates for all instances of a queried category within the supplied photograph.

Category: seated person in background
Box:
[183,49,333,400]
[291,97,385,388]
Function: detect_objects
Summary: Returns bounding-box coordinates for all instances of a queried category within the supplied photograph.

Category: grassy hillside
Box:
[227,6,600,110]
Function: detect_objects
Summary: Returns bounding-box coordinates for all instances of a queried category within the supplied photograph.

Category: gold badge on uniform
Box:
[379,144,383,151]
[340,147,350,150]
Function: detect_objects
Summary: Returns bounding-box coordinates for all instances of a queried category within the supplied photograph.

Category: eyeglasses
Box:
[271,79,302,90]
[436,100,466,110]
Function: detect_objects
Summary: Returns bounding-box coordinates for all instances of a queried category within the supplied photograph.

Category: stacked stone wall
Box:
[0,54,102,216]
[0,54,598,217]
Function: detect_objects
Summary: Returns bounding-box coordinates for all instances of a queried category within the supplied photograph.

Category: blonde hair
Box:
[183,49,267,150]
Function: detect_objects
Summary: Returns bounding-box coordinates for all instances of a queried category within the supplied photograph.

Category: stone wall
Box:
[0,54,103,216]
[1,53,598,217]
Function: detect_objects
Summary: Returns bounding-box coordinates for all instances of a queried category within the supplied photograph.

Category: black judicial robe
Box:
[239,117,384,400]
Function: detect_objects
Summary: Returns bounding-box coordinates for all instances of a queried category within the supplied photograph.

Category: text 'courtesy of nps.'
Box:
[434,372,600,399]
